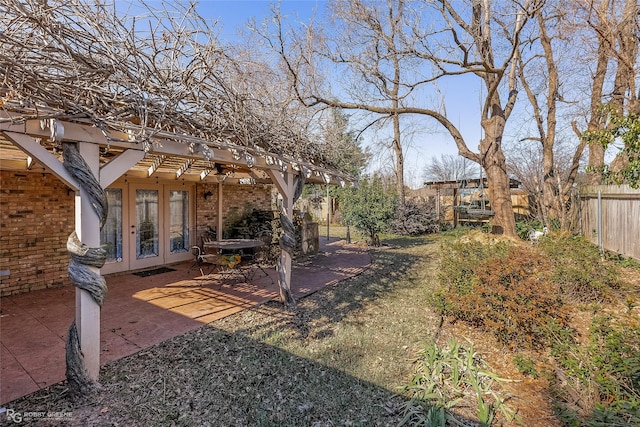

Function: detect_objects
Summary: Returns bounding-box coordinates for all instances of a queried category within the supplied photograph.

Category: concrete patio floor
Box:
[0,239,370,405]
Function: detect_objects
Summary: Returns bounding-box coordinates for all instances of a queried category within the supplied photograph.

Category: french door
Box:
[100,182,194,274]
[130,185,161,270]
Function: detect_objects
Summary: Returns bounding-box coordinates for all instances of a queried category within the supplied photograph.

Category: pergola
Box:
[0,103,351,397]
[0,0,353,398]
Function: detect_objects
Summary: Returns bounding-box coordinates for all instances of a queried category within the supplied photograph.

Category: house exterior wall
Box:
[1,172,275,296]
[194,182,274,239]
[0,171,74,296]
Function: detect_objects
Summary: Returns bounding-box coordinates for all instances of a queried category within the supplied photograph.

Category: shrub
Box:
[435,241,570,350]
[539,234,621,302]
[391,198,440,236]
[341,176,397,246]
[551,313,640,425]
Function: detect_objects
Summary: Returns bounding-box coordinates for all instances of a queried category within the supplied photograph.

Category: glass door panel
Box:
[164,186,194,264]
[135,189,159,259]
[101,189,123,262]
[169,190,189,254]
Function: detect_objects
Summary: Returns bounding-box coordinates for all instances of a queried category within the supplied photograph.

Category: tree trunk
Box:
[542,145,559,225]
[586,0,613,184]
[480,115,517,238]
[392,112,405,202]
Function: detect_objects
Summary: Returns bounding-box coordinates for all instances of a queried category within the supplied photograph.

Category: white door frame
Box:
[129,183,163,270]
[100,179,195,273]
[163,184,196,265]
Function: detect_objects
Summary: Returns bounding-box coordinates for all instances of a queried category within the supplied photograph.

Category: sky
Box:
[136,0,482,188]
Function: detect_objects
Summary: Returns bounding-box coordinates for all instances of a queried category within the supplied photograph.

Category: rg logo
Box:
[3,408,23,423]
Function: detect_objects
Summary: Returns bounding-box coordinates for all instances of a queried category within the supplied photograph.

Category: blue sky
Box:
[197,0,323,33]
[195,1,473,186]
[134,1,479,187]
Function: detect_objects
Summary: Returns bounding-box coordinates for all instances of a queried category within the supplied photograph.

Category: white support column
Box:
[281,172,294,292]
[217,182,223,241]
[267,169,295,295]
[75,142,101,380]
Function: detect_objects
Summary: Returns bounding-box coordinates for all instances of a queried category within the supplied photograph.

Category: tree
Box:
[423,154,480,183]
[302,107,370,220]
[322,108,371,178]
[515,2,588,230]
[267,0,538,238]
[506,0,638,230]
[506,136,585,226]
[570,0,640,184]
[583,108,640,188]
[341,175,397,246]
[408,0,536,238]
[262,0,439,202]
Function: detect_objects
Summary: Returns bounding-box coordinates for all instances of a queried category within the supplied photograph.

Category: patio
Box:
[0,239,370,405]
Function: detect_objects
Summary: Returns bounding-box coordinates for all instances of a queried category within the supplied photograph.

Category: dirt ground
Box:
[4,235,639,426]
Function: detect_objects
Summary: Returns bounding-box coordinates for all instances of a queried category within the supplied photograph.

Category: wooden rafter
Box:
[147,156,166,177]
[1,113,352,186]
[175,159,194,179]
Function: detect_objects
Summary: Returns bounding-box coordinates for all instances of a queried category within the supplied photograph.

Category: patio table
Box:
[203,239,264,251]
[201,239,271,284]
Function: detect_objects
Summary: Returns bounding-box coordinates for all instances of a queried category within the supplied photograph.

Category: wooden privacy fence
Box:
[579,185,640,261]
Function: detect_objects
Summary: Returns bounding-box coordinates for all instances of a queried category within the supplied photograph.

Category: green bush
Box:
[551,313,640,426]
[341,175,397,246]
[538,234,621,302]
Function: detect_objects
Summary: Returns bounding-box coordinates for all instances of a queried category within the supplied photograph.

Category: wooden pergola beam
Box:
[1,113,353,186]
[100,149,146,188]
[3,131,79,190]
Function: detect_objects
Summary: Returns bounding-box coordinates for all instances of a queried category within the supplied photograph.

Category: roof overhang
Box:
[0,107,354,188]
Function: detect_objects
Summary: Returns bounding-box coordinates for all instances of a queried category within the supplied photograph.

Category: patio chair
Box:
[239,234,275,284]
[189,245,216,276]
[200,227,217,247]
[190,246,247,286]
[188,227,221,274]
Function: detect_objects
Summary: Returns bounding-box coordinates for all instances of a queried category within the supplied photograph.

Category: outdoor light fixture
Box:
[203,190,213,200]
[212,163,230,183]
[245,153,255,168]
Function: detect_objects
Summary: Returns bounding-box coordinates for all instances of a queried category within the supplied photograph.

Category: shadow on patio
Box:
[0,239,370,405]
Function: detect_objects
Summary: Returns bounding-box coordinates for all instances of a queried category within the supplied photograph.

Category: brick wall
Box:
[195,182,274,239]
[0,171,74,296]
[0,173,275,296]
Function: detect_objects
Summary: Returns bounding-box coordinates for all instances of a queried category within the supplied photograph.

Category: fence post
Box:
[597,189,603,257]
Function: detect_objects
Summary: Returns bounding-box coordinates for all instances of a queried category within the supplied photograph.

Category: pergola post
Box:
[217,181,224,241]
[266,169,296,306]
[281,172,294,298]
[74,143,101,379]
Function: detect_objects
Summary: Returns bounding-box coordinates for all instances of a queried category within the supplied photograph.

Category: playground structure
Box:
[421,178,529,227]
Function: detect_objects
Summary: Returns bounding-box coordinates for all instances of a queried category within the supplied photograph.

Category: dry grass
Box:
[8,233,452,426]
[11,229,634,426]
